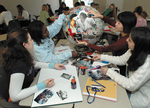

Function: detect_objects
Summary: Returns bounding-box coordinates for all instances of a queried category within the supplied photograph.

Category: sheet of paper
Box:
[31,65,83,107]
[54,46,73,55]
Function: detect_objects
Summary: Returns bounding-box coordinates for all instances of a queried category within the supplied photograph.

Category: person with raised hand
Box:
[76,9,137,76]
[28,8,78,64]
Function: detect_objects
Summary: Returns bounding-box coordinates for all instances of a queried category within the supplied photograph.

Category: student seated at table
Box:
[2,29,66,102]
[16,4,29,20]
[93,27,150,108]
[77,10,137,76]
[40,4,51,26]
[57,2,69,15]
[0,5,12,26]
[28,8,78,64]
[103,4,117,21]
[133,6,148,27]
[15,4,30,28]
[47,4,54,17]
[0,5,12,34]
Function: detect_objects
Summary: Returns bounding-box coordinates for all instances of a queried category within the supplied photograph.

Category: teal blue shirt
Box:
[33,14,72,64]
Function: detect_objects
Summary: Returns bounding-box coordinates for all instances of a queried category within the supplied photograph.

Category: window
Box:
[79,0,93,6]
[62,0,93,8]
[62,0,73,8]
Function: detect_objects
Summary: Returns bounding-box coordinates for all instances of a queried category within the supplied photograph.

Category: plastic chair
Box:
[8,20,21,32]
[0,66,31,108]
[0,66,20,108]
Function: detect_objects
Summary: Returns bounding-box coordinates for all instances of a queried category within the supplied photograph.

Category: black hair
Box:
[90,2,95,7]
[127,27,150,71]
[133,6,143,15]
[133,6,148,19]
[0,5,7,13]
[17,4,25,16]
[74,2,80,7]
[47,4,54,17]
[70,14,77,20]
[3,29,33,71]
[118,11,137,34]
[80,1,85,6]
[27,21,44,45]
[61,2,66,8]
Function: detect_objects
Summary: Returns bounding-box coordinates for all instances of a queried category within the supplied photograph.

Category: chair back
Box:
[8,20,21,32]
[0,66,9,101]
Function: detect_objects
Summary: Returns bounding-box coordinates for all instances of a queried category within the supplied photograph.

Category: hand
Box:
[44,79,55,88]
[54,63,66,70]
[88,10,103,19]
[76,38,88,46]
[72,51,79,58]
[64,8,73,15]
[101,67,108,75]
[93,55,101,61]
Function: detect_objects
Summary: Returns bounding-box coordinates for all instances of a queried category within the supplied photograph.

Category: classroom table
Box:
[0,33,7,42]
[102,23,120,45]
[19,39,132,108]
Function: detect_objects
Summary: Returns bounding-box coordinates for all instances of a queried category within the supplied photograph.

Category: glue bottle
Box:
[71,76,76,89]
[80,66,86,75]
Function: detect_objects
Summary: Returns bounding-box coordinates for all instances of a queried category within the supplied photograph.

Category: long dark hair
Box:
[118,11,137,34]
[127,27,150,71]
[47,4,54,17]
[0,5,7,13]
[27,21,44,45]
[3,29,33,71]
[17,4,24,16]
[133,6,148,19]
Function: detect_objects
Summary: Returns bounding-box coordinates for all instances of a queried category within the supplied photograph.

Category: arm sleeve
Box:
[34,46,72,64]
[106,57,150,91]
[47,14,66,38]
[9,73,38,102]
[88,43,104,52]
[22,10,29,20]
[101,49,131,65]
[0,13,4,24]
[34,61,55,69]
[9,73,46,102]
[88,37,127,53]
[102,16,116,27]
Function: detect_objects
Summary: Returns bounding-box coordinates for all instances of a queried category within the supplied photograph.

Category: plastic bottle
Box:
[71,76,76,89]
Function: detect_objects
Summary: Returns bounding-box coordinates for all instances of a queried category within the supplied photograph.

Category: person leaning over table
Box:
[2,29,66,102]
[76,10,137,76]
[93,27,150,108]
[28,8,78,64]
[16,4,29,20]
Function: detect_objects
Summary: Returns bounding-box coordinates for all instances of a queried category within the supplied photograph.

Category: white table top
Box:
[19,39,132,108]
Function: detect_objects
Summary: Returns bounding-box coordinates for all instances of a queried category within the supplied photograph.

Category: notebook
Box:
[83,77,117,101]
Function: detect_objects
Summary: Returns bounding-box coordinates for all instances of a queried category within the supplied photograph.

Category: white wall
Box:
[0,0,59,20]
[106,0,124,14]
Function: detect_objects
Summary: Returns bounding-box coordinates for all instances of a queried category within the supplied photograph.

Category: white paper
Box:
[31,65,83,107]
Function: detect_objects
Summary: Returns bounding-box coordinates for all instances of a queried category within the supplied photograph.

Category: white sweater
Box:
[0,11,12,26]
[9,61,49,102]
[101,49,150,108]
